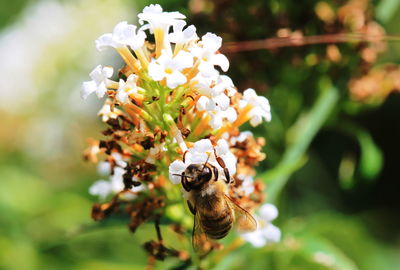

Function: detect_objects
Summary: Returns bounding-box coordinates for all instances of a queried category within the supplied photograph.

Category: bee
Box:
[175,151,257,255]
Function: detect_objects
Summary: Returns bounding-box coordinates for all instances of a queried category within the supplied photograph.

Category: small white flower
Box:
[81,65,113,99]
[191,33,229,77]
[97,102,122,122]
[192,74,237,130]
[239,88,272,127]
[116,74,140,104]
[148,50,193,88]
[90,152,130,199]
[138,4,185,33]
[240,203,281,247]
[210,107,237,129]
[215,75,237,96]
[95,21,146,51]
[168,20,198,45]
[90,166,143,200]
[196,95,237,129]
[168,139,237,184]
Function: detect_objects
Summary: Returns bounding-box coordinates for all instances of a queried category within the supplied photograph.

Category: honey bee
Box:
[175,151,257,255]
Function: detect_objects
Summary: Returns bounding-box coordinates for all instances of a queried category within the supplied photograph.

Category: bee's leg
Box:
[181,172,191,192]
[223,168,231,184]
[187,200,196,215]
[213,149,232,184]
[213,165,219,181]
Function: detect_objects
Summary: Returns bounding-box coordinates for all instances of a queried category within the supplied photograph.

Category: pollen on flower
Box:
[82,3,277,263]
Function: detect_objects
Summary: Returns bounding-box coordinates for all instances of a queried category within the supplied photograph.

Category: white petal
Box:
[95,33,115,51]
[174,50,194,69]
[201,32,222,52]
[242,182,255,196]
[223,153,237,176]
[213,53,229,72]
[112,152,127,168]
[89,180,112,199]
[241,229,267,247]
[213,94,230,110]
[148,61,165,81]
[209,114,223,129]
[250,116,262,127]
[96,82,107,98]
[102,66,114,78]
[111,167,126,193]
[259,203,279,222]
[189,152,209,164]
[97,161,111,176]
[243,88,257,100]
[81,81,96,99]
[129,30,146,50]
[263,224,281,243]
[198,61,218,77]
[196,96,210,111]
[166,71,187,88]
[116,90,128,104]
[183,25,197,41]
[169,160,187,184]
[223,107,237,122]
[215,139,229,155]
[89,65,103,81]
[192,139,213,153]
[113,21,133,45]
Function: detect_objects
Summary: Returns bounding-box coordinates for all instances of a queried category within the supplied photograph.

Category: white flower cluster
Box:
[169,139,237,185]
[81,4,271,130]
[240,203,281,247]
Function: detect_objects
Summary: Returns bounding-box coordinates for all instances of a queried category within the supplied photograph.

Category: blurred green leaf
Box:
[262,81,339,203]
[376,0,400,23]
[299,236,358,270]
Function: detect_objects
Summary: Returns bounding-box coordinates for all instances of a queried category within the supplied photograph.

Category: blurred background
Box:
[1,0,399,269]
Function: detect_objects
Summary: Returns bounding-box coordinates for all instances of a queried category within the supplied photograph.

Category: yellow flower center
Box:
[165,68,173,74]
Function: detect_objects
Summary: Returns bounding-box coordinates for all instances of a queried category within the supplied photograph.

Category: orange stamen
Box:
[193,114,210,136]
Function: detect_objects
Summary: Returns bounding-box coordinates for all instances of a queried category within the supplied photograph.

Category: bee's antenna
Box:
[201,153,211,172]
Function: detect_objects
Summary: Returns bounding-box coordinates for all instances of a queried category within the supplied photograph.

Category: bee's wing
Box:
[192,210,213,256]
[224,195,257,232]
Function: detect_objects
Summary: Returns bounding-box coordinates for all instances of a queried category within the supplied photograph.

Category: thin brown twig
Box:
[221,33,400,53]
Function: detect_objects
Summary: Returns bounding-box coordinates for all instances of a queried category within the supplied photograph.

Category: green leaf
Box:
[260,81,340,203]
[300,236,359,270]
[376,0,400,23]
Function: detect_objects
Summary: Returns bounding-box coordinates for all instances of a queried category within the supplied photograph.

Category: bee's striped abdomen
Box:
[201,207,233,240]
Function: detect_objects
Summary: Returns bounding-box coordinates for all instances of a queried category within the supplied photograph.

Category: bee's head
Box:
[183,163,212,190]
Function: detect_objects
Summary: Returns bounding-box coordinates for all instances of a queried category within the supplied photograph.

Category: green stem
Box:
[165,86,187,115]
[261,85,339,203]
